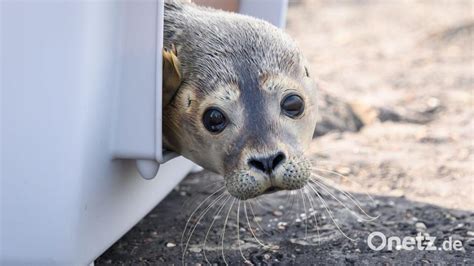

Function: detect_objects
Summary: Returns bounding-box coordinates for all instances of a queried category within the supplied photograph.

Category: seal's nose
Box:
[248,152,286,174]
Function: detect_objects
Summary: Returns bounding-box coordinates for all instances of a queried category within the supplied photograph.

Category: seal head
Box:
[163,1,317,200]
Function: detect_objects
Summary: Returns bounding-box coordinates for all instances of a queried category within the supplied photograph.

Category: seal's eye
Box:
[281,94,305,118]
[203,108,227,133]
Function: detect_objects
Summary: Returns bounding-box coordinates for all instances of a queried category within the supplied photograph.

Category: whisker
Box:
[286,191,297,221]
[300,190,308,240]
[307,183,355,241]
[284,190,292,202]
[312,174,368,207]
[182,191,227,263]
[253,197,266,209]
[221,198,236,266]
[194,179,226,189]
[310,179,378,221]
[244,201,267,247]
[248,202,270,236]
[181,186,226,249]
[281,191,292,220]
[203,195,231,264]
[236,201,250,264]
[303,186,320,244]
[311,174,379,220]
[291,190,302,226]
[311,173,366,204]
[312,167,377,203]
[179,180,225,209]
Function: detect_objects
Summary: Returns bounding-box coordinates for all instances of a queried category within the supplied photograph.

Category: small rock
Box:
[466,238,474,246]
[277,222,288,230]
[336,166,351,175]
[263,244,280,251]
[253,216,263,222]
[415,222,427,232]
[166,242,176,248]
[189,247,202,253]
[426,97,441,110]
[345,255,357,263]
[466,231,474,237]
[273,210,283,217]
[263,253,271,260]
[180,191,187,196]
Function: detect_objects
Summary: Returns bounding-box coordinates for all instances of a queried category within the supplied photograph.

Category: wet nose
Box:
[248,152,286,174]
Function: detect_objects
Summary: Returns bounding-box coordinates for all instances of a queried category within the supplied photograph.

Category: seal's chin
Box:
[224,156,312,200]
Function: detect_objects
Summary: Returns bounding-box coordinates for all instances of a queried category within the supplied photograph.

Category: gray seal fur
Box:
[162,0,318,200]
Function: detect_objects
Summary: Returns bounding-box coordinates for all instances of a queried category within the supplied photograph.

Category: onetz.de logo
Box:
[367,231,464,251]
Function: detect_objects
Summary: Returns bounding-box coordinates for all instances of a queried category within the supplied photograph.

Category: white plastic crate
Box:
[0,0,288,265]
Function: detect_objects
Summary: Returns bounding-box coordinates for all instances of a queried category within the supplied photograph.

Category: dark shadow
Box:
[96,171,473,265]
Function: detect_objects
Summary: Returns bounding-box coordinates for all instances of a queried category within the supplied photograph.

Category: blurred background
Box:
[98,0,473,264]
[286,0,473,210]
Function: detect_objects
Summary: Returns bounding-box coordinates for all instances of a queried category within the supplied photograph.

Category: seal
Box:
[162,0,317,200]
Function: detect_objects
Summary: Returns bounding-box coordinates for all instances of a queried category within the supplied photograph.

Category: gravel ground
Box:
[97,0,473,264]
[96,172,473,265]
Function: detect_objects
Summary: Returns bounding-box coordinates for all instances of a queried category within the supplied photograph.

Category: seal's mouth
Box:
[225,156,313,200]
[263,186,281,194]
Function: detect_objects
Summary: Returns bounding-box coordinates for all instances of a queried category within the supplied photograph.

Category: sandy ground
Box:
[97,0,473,264]
[288,0,473,211]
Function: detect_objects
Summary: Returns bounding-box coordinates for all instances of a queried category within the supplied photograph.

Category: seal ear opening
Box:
[162,45,182,106]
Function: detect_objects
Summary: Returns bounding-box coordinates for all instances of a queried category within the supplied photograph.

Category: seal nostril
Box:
[249,159,266,172]
[272,152,286,169]
[248,152,286,174]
